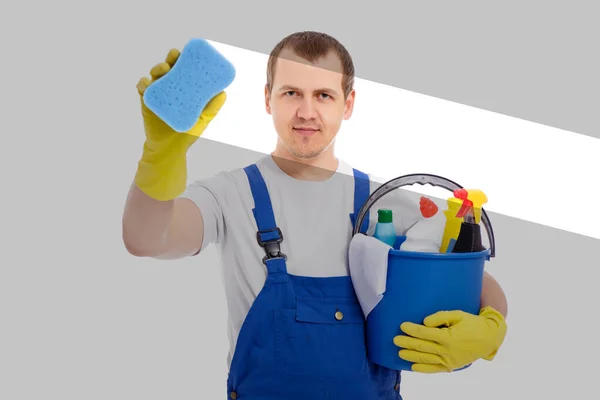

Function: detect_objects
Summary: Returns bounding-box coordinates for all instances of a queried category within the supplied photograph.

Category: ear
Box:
[264,84,272,115]
[343,89,356,120]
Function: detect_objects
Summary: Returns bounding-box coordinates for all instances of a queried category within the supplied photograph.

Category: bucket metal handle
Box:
[352,173,496,258]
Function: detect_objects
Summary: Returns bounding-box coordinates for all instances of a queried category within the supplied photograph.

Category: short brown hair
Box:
[266,31,355,99]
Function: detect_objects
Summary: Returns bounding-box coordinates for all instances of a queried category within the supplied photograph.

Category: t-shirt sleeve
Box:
[178,173,228,253]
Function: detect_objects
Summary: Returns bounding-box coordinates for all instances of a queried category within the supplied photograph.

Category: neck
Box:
[271,145,339,181]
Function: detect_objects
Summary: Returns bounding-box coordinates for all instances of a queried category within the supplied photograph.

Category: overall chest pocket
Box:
[274,296,370,382]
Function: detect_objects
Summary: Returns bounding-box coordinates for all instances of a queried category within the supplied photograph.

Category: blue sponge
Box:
[143,38,236,132]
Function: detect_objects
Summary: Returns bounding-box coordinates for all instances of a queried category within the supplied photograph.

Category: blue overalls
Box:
[225,164,402,399]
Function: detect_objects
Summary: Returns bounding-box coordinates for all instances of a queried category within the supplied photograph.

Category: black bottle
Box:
[452,206,485,253]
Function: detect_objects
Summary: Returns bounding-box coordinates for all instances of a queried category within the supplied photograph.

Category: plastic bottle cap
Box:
[377,209,393,223]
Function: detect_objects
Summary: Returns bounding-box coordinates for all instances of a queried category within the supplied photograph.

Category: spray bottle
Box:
[439,195,465,253]
[451,189,488,253]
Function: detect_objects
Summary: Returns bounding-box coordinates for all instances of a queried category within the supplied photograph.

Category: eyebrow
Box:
[278,85,340,97]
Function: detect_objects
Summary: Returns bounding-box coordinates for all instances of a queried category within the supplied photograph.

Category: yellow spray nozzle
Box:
[465,189,488,224]
[439,189,488,252]
[452,188,488,224]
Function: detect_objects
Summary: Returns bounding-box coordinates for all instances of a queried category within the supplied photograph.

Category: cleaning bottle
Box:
[451,189,488,253]
[399,196,446,253]
[439,195,465,253]
[373,209,396,247]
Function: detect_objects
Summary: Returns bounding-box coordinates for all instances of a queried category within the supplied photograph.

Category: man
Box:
[122,31,508,399]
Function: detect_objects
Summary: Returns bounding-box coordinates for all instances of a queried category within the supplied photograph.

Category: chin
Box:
[289,146,327,159]
[278,130,333,159]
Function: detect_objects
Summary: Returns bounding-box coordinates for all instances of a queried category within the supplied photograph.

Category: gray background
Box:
[2,1,599,399]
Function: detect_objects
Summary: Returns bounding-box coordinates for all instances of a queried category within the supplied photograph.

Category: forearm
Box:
[122,183,175,256]
[123,47,225,260]
[480,271,508,318]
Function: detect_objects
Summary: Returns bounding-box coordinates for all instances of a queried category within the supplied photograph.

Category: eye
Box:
[319,93,331,100]
[285,91,297,97]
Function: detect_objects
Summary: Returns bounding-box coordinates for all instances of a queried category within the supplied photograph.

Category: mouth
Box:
[293,127,320,136]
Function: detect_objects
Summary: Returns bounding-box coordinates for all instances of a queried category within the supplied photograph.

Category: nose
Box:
[296,97,318,120]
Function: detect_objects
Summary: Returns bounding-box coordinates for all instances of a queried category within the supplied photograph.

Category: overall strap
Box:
[243,164,287,265]
[350,168,371,234]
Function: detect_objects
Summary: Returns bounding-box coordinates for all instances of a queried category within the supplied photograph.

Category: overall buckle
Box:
[256,228,287,264]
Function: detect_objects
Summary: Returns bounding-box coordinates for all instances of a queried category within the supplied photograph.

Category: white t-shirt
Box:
[180,155,436,368]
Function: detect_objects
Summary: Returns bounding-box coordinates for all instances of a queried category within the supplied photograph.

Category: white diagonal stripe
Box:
[203,41,600,240]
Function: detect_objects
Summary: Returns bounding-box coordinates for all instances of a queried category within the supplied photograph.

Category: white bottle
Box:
[399,196,446,253]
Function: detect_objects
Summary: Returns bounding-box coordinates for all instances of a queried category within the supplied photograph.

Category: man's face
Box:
[265,48,355,160]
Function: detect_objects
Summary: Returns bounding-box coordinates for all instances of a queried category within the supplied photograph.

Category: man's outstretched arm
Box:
[122,46,227,259]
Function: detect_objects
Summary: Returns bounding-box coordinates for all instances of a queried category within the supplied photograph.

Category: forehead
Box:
[272,48,344,91]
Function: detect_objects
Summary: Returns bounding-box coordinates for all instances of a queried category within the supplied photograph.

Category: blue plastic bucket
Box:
[351,174,496,372]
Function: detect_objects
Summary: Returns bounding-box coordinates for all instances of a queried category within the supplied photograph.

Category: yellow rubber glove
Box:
[392,306,507,373]
[134,48,227,201]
